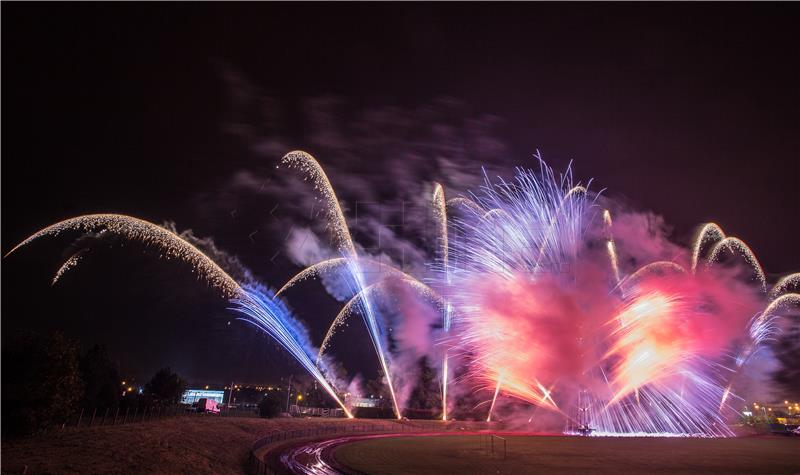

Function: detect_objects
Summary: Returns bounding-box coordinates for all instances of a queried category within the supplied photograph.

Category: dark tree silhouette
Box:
[80,344,121,410]
[2,331,84,435]
[144,367,187,406]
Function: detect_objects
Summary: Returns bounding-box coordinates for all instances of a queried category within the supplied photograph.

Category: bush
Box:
[258,394,283,418]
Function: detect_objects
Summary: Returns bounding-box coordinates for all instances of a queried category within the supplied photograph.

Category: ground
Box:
[4,418,798,474]
[334,434,800,475]
[1,416,387,475]
[2,416,261,474]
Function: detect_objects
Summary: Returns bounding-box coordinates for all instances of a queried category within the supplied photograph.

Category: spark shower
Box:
[7,151,799,437]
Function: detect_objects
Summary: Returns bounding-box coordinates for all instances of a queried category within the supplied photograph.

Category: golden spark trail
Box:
[274,257,428,299]
[317,278,444,363]
[52,250,86,285]
[433,183,452,420]
[281,151,357,257]
[433,183,449,276]
[446,197,485,215]
[621,261,687,290]
[691,223,726,273]
[604,210,621,284]
[707,237,767,292]
[770,273,800,300]
[317,283,379,364]
[5,214,242,298]
[482,208,513,221]
[762,293,800,319]
[274,258,348,298]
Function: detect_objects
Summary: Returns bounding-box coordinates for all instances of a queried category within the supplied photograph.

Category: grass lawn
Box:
[334,434,800,475]
[1,416,388,475]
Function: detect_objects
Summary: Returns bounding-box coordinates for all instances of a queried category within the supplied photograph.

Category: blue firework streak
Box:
[229,284,353,418]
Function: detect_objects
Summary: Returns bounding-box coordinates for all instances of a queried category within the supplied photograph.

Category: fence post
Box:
[76,408,84,428]
[113,407,119,425]
[102,408,109,426]
[133,407,138,423]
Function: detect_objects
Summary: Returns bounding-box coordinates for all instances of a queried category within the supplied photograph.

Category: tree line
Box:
[2,330,187,436]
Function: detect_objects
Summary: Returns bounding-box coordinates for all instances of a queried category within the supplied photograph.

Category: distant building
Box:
[350,397,381,408]
[182,389,225,405]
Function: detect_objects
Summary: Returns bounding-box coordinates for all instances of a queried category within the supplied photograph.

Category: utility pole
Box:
[285,374,293,413]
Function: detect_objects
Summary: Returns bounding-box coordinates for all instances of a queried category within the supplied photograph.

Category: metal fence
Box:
[58,403,264,430]
[288,405,345,418]
[484,434,507,459]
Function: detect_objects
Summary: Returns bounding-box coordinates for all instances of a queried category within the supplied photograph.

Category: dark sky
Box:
[3,3,798,385]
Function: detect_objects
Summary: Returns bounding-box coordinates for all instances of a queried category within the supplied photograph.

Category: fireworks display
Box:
[434,159,798,436]
[7,153,798,437]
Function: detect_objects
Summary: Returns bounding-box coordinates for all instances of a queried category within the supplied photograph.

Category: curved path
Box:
[274,431,489,474]
[271,431,800,475]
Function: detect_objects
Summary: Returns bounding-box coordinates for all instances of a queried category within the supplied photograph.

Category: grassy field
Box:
[335,434,800,475]
[1,416,391,475]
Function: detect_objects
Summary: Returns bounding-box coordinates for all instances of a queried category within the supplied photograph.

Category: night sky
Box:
[3,4,798,385]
